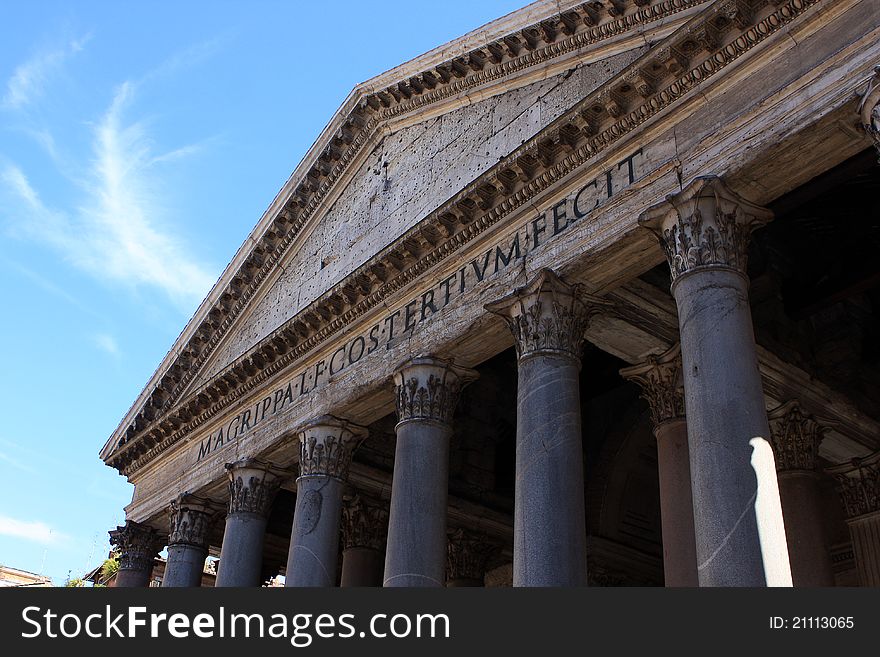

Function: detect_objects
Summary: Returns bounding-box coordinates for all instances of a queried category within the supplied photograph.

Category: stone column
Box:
[446,528,495,587]
[285,416,367,587]
[620,344,698,587]
[162,494,221,588]
[215,458,287,587]
[383,356,478,587]
[486,269,607,587]
[640,176,791,587]
[340,494,388,587]
[767,401,835,587]
[829,452,880,586]
[108,520,163,588]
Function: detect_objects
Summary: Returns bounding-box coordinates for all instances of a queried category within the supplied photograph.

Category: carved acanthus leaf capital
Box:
[168,493,222,549]
[446,528,497,582]
[393,356,478,427]
[341,494,388,551]
[485,268,609,365]
[639,176,773,288]
[225,458,289,517]
[828,451,880,520]
[108,520,163,572]
[859,66,880,161]
[296,415,367,480]
[767,401,827,473]
[620,343,685,427]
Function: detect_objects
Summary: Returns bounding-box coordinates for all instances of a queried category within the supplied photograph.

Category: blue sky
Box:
[0,0,525,585]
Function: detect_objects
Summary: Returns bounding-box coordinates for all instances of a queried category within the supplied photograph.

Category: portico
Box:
[101,0,880,588]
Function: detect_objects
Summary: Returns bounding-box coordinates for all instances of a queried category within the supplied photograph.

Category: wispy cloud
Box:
[0,515,66,545]
[0,451,37,475]
[2,35,90,110]
[92,332,120,358]
[0,80,216,310]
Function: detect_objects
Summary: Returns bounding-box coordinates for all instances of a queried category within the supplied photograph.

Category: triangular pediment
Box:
[103,0,738,472]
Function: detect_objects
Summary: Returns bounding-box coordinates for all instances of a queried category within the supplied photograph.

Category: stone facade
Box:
[101,0,880,588]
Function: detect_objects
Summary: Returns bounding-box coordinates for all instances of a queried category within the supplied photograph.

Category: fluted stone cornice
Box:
[108,521,163,573]
[639,176,773,288]
[393,356,478,428]
[225,458,289,517]
[620,343,685,427]
[341,494,388,551]
[106,0,825,477]
[168,493,222,549]
[828,452,880,521]
[859,65,880,161]
[446,528,497,582]
[486,268,609,365]
[296,415,368,481]
[767,400,827,473]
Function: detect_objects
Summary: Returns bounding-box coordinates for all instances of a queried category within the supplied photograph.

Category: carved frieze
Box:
[168,494,221,549]
[619,343,685,427]
[393,356,478,427]
[341,494,388,551]
[767,400,826,473]
[108,521,163,573]
[296,415,367,480]
[225,458,288,517]
[446,528,497,583]
[639,176,773,287]
[485,268,609,365]
[828,452,880,521]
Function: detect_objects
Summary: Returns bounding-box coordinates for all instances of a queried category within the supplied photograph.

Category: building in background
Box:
[100,0,880,588]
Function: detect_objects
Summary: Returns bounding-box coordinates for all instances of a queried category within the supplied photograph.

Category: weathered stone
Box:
[384,356,477,587]
[216,459,288,587]
[108,521,163,588]
[641,177,791,587]
[163,493,222,588]
[286,416,367,587]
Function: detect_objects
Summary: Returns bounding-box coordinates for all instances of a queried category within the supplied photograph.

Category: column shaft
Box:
[341,547,384,587]
[285,416,366,587]
[216,459,287,587]
[163,545,207,588]
[486,269,605,587]
[384,421,451,586]
[383,356,477,587]
[777,472,835,586]
[641,176,791,587]
[849,515,880,586]
[514,355,586,586]
[655,419,699,587]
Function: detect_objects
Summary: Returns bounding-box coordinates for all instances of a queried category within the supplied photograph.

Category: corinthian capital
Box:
[296,415,367,481]
[767,401,827,473]
[484,268,609,365]
[168,493,222,549]
[619,343,685,427]
[828,452,880,521]
[639,176,773,288]
[225,458,289,517]
[393,356,478,427]
[859,65,880,161]
[341,494,388,551]
[108,520,163,572]
[446,528,497,583]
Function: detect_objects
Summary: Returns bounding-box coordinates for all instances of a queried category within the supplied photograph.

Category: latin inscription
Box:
[195,148,644,462]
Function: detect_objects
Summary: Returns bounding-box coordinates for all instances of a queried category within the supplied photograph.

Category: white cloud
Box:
[0,81,216,310]
[0,451,37,475]
[0,515,65,545]
[92,332,120,358]
[2,35,89,110]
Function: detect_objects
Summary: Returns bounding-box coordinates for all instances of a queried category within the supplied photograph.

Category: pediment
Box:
[106,0,811,475]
